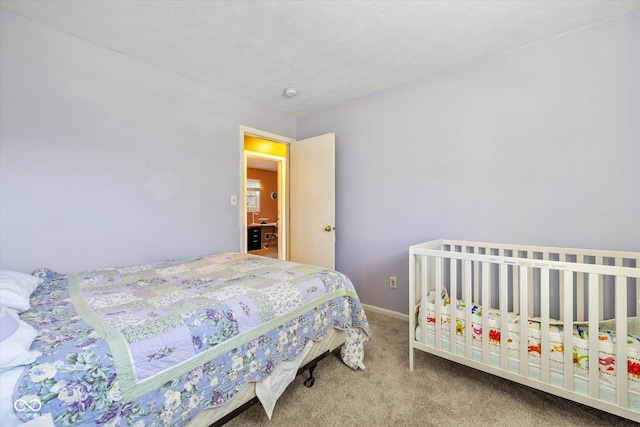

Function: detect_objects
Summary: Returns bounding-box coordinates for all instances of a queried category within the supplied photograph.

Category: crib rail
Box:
[411,238,640,319]
[409,238,640,422]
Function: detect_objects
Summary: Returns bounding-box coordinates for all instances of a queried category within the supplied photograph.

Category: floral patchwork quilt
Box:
[14,253,371,426]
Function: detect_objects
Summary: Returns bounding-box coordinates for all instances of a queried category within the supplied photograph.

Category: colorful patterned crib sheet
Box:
[416,299,640,394]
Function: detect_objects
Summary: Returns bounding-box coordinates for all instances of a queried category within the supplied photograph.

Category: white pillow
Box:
[0,305,41,372]
[0,270,43,312]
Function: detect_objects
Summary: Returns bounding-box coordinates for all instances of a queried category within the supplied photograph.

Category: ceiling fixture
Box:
[283,87,297,98]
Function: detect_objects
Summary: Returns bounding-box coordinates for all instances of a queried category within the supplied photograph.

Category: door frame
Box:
[245,150,286,258]
[238,126,294,258]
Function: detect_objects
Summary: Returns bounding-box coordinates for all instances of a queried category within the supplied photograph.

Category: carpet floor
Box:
[225,310,639,426]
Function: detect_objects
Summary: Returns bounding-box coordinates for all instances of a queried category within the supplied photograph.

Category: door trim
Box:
[238,126,294,257]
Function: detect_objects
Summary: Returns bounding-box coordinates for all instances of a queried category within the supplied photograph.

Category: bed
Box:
[409,239,640,422]
[2,253,371,426]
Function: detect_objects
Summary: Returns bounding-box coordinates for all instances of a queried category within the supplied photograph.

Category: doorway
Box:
[239,127,293,260]
[239,126,336,269]
[245,152,283,259]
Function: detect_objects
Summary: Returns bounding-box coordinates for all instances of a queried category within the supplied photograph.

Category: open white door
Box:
[289,133,335,269]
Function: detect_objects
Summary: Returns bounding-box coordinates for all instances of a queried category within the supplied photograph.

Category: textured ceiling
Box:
[2,0,639,116]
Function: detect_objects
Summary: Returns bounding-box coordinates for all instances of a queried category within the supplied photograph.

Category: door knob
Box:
[324,225,334,232]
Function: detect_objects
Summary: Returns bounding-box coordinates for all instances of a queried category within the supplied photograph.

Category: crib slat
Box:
[420,256,428,345]
[464,260,473,359]
[588,273,599,398]
[500,263,508,370]
[541,268,551,383]
[473,256,480,309]
[513,255,519,315]
[435,256,442,350]
[450,257,457,354]
[559,254,567,320]
[482,261,490,364]
[635,256,640,316]
[409,254,417,371]
[577,256,585,322]
[563,270,574,390]
[527,252,534,316]
[487,253,493,311]
[519,266,529,377]
[597,256,605,321]
[615,275,628,408]
[637,267,640,317]
[636,257,640,316]
[461,253,466,302]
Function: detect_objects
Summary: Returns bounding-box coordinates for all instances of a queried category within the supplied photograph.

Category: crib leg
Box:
[303,364,317,388]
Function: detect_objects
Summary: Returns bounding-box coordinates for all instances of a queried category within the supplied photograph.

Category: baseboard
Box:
[361,304,409,322]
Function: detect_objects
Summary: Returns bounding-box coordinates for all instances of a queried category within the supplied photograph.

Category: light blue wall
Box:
[2,11,638,315]
[0,12,296,273]
[298,11,640,314]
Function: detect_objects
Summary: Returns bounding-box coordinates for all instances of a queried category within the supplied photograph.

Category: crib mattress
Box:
[415,326,640,411]
[416,299,640,395]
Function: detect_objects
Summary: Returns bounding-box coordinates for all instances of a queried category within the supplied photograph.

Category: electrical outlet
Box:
[390,276,397,288]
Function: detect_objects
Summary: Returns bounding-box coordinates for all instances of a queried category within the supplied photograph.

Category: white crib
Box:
[409,239,640,422]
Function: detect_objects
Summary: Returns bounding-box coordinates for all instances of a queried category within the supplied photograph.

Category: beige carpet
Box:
[225,310,639,426]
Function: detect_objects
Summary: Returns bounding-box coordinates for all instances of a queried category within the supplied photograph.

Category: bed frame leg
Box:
[303,363,317,387]
[298,348,332,388]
